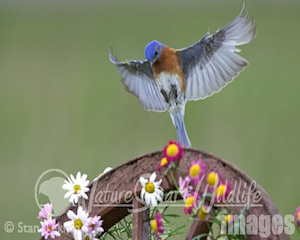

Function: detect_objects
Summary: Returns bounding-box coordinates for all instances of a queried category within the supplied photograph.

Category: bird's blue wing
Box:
[110,49,167,112]
[178,5,256,101]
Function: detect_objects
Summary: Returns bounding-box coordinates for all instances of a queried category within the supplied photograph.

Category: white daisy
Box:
[64,206,89,240]
[62,172,90,204]
[139,172,164,207]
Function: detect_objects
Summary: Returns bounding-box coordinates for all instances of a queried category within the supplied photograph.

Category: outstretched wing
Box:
[178,5,257,101]
[110,49,167,112]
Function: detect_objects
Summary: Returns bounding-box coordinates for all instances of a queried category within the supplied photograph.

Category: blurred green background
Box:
[1,0,299,239]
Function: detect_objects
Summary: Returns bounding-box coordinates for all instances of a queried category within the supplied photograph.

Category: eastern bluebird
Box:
[110,6,256,147]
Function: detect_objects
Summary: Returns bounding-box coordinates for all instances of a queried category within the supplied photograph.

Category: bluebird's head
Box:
[144,40,164,62]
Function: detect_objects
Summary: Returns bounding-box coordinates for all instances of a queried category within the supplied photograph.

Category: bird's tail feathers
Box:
[170,110,191,148]
[176,121,191,148]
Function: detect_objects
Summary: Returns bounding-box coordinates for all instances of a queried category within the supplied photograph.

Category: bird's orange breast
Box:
[153,47,185,92]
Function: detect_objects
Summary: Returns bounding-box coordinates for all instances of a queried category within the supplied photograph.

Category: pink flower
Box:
[38,217,60,239]
[157,157,169,171]
[38,203,53,220]
[224,213,234,225]
[294,206,300,227]
[163,140,183,162]
[179,176,193,201]
[214,182,231,203]
[183,192,200,215]
[188,159,206,186]
[87,215,104,238]
[151,211,164,239]
[206,171,221,188]
[197,205,211,221]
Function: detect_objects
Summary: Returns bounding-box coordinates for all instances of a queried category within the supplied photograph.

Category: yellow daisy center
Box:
[216,185,226,198]
[160,157,168,167]
[74,184,81,194]
[47,226,53,232]
[198,207,208,220]
[185,196,194,208]
[151,219,158,233]
[207,172,219,186]
[298,212,300,221]
[190,164,200,178]
[225,214,232,223]
[166,144,179,157]
[74,219,83,230]
[145,182,155,194]
[84,236,90,240]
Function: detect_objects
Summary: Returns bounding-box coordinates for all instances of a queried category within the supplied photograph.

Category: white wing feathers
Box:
[179,6,256,101]
[110,49,167,112]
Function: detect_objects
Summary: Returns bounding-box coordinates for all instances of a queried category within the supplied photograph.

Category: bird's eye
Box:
[155,51,158,56]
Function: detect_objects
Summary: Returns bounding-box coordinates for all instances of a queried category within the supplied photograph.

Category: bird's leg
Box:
[160,89,169,103]
[169,85,178,105]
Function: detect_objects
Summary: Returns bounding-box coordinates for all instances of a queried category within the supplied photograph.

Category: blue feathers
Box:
[170,109,191,147]
[144,40,164,61]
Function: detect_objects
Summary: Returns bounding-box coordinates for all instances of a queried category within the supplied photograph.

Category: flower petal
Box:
[150,172,157,182]
[151,196,158,207]
[76,172,82,181]
[145,193,151,205]
[70,174,76,183]
[139,177,147,186]
[81,192,88,200]
[67,210,77,220]
[64,191,73,199]
[62,183,73,191]
[81,174,87,182]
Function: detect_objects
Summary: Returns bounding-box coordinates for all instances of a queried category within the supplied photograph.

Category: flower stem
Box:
[173,163,184,175]
[168,168,179,189]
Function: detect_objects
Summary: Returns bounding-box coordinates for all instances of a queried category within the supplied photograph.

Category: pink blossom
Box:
[183,192,200,215]
[151,211,164,239]
[214,182,231,203]
[38,217,60,239]
[197,205,211,221]
[163,140,183,162]
[188,159,206,186]
[38,203,53,220]
[206,171,221,189]
[157,157,170,171]
[87,215,104,238]
[178,176,193,201]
